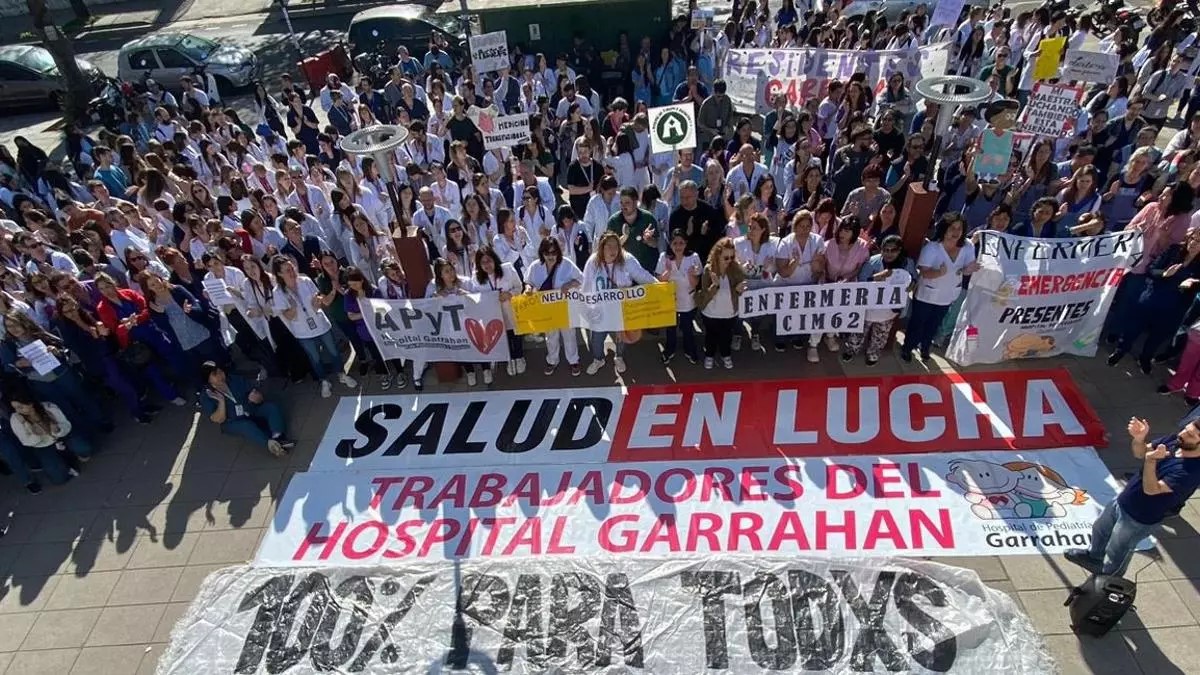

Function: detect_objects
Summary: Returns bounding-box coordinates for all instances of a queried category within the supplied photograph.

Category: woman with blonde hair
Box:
[695,237,749,369]
[582,230,658,375]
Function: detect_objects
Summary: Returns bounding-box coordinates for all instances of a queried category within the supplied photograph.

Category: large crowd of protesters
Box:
[4,0,1200,494]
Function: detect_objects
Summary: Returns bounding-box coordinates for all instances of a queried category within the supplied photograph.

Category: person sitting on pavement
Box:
[199,361,295,457]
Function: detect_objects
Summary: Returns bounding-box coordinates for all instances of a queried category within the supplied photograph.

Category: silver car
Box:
[117,32,257,94]
[0,45,103,109]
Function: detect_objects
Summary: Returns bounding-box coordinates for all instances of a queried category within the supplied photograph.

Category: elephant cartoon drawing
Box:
[944,459,1020,520]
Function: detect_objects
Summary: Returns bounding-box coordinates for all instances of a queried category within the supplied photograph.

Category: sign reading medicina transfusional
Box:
[158,558,1056,674]
[947,229,1143,366]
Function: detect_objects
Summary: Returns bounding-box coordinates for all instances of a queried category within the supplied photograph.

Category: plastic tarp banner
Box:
[157,557,1057,674]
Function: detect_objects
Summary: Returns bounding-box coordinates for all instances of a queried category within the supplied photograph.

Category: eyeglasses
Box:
[130,255,146,262]
[449,227,462,233]
[720,255,734,262]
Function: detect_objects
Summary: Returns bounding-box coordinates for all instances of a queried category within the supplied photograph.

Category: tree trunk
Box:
[27,0,93,126]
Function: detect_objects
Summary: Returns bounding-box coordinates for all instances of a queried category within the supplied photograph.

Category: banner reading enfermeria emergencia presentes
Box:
[947,230,1143,366]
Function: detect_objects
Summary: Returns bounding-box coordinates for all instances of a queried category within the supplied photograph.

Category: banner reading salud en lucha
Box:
[947,230,1143,366]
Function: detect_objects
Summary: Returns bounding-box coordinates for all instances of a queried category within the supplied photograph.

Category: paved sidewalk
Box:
[0,344,1197,674]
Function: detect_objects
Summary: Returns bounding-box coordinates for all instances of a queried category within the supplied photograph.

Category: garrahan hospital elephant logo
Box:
[945,459,1089,520]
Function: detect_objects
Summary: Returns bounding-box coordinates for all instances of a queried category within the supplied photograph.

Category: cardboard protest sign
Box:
[1062,50,1119,83]
[1019,83,1084,137]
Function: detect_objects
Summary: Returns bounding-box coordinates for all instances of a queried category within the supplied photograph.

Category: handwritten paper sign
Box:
[1033,37,1066,81]
[1020,82,1084,138]
[202,277,234,306]
[1062,50,1120,84]
[469,30,509,73]
[18,340,61,376]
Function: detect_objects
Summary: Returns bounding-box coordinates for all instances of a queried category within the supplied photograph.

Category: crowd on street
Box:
[3,0,1200,507]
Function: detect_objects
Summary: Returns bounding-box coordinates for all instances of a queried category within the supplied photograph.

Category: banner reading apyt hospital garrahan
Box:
[363,294,511,363]
[947,230,1143,366]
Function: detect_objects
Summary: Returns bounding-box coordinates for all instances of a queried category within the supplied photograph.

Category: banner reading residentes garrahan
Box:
[159,559,1056,674]
[947,230,1143,366]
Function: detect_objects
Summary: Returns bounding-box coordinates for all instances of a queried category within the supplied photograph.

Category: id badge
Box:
[306,316,318,331]
[234,404,246,418]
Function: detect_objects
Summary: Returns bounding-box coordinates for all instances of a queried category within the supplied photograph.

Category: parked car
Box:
[842,0,989,23]
[117,32,257,94]
[0,45,104,110]
[347,5,466,64]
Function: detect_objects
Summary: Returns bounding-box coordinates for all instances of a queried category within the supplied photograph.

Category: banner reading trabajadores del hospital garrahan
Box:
[947,230,1143,366]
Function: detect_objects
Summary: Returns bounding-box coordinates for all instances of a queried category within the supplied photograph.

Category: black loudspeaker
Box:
[1064,574,1137,636]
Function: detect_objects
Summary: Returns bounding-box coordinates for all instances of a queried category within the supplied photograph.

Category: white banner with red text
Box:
[947,230,1143,366]
[362,294,511,363]
[256,447,1119,566]
[305,371,1105,471]
[724,43,952,112]
[159,558,1054,675]
[739,282,909,335]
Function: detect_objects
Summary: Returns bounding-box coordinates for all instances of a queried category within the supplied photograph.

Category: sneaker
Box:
[483,369,494,385]
[267,439,286,457]
[1064,548,1102,573]
[516,357,527,374]
[865,356,879,367]
[661,351,675,364]
[256,367,268,382]
[919,349,931,361]
[467,371,478,386]
[1158,384,1172,395]
[544,363,558,375]
[685,353,699,365]
[26,482,41,494]
[731,335,742,351]
[68,467,80,476]
[356,360,369,377]
[170,397,187,406]
[570,363,581,376]
[1153,352,1174,364]
[320,380,332,398]
[586,359,604,375]
[506,360,516,376]
[774,343,786,353]
[1107,350,1125,366]
[704,357,714,369]
[824,334,839,352]
[413,378,424,392]
[380,375,392,390]
[1138,359,1153,375]
[337,373,358,389]
[275,436,297,449]
[900,350,913,363]
[806,347,819,363]
[614,357,627,374]
[722,356,733,369]
[394,373,408,389]
[750,335,762,352]
[841,352,854,363]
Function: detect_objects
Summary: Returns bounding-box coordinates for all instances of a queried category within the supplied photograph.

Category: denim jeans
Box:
[663,309,700,359]
[0,429,69,486]
[1086,500,1157,576]
[221,402,287,448]
[297,329,341,380]
[589,331,624,362]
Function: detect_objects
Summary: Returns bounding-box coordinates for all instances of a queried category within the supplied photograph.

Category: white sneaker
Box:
[467,371,477,386]
[506,360,516,376]
[170,397,187,406]
[806,347,820,363]
[824,334,840,352]
[266,439,286,457]
[256,367,268,382]
[722,356,733,369]
[320,380,332,398]
[586,359,604,375]
[704,357,714,369]
[337,373,358,389]
[516,357,526,374]
[614,356,626,374]
[483,369,494,384]
[750,335,762,352]
[731,335,742,351]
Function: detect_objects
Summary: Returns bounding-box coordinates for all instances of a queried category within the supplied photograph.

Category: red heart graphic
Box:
[465,318,504,355]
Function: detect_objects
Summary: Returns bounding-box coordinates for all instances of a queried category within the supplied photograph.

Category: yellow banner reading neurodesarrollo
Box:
[511,283,678,334]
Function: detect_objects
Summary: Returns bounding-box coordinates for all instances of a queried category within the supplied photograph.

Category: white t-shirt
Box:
[656,252,701,312]
[915,240,976,306]
[702,275,737,319]
[775,231,825,285]
[734,236,777,282]
[469,264,523,329]
[270,275,331,338]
